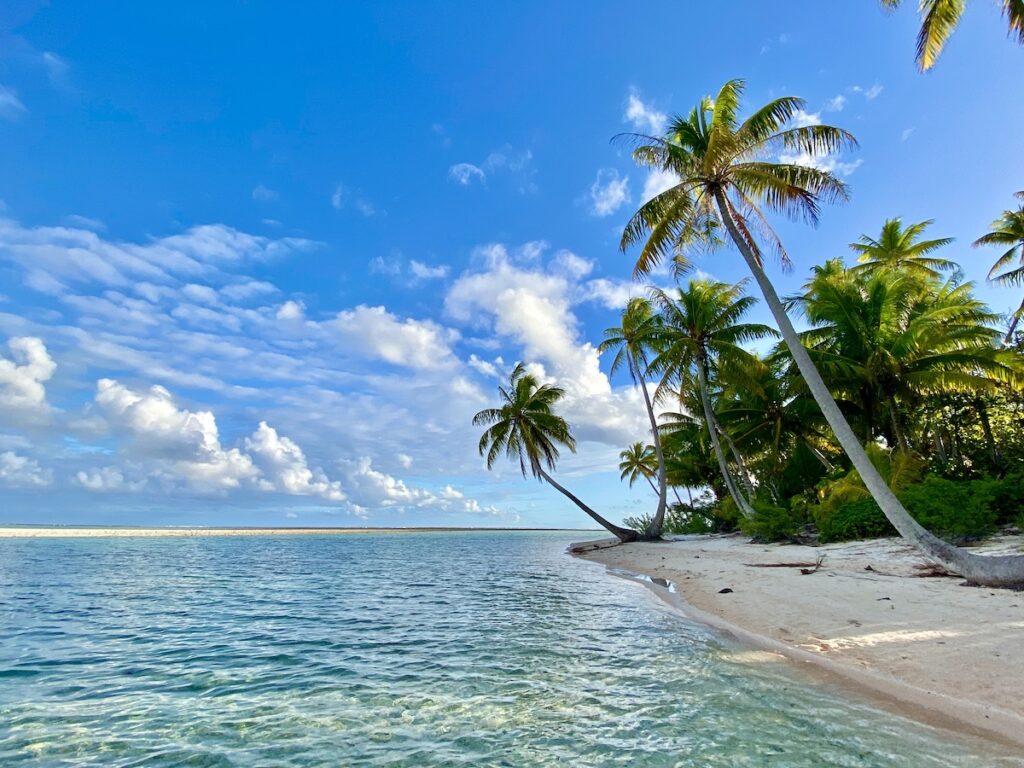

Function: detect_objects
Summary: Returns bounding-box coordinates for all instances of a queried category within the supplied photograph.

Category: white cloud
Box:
[825,95,846,112]
[61,215,106,231]
[41,52,69,84]
[0,451,52,488]
[331,184,375,215]
[551,250,593,279]
[0,337,56,421]
[331,305,458,369]
[276,300,305,321]
[779,150,863,177]
[852,84,884,100]
[901,127,915,142]
[0,85,27,120]
[624,89,667,135]
[588,169,630,217]
[94,378,260,493]
[582,278,650,310]
[409,260,450,280]
[397,453,413,469]
[252,184,279,202]
[245,421,344,501]
[792,109,821,128]
[641,167,680,203]
[75,466,128,492]
[448,163,486,185]
[340,456,496,515]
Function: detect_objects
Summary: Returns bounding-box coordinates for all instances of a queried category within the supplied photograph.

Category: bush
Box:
[985,472,1024,525]
[816,497,894,543]
[739,502,803,543]
[899,475,997,541]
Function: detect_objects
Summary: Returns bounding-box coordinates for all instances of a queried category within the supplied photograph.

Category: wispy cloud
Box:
[0,85,27,120]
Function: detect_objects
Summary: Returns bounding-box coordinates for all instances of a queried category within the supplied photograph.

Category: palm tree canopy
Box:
[973,193,1024,287]
[473,363,576,479]
[881,0,1024,71]
[648,278,778,394]
[850,217,956,278]
[620,79,856,278]
[597,297,659,380]
[618,442,658,486]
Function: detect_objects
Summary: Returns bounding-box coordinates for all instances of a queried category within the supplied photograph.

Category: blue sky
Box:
[0,1,1022,527]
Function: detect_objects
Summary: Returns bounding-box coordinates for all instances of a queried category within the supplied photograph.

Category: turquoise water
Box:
[0,531,1011,766]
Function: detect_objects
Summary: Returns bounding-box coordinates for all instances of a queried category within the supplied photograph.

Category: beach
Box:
[577,533,1024,751]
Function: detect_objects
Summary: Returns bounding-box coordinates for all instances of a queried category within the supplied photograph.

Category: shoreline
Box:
[0,526,589,538]
[574,534,1024,755]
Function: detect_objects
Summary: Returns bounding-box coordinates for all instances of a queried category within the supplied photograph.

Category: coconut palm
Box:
[880,0,1024,71]
[474,363,639,542]
[598,297,668,536]
[649,279,777,518]
[618,442,659,494]
[621,78,1024,585]
[973,191,1024,344]
[850,218,956,279]
[795,263,1012,451]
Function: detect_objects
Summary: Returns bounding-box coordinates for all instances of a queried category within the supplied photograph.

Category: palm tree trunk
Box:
[974,397,1000,469]
[536,466,639,542]
[633,357,668,537]
[696,356,756,518]
[1003,295,1024,346]
[644,475,659,495]
[717,421,756,497]
[889,398,911,452]
[714,189,1024,586]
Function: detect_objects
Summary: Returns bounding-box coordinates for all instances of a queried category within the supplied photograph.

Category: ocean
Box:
[0,531,1007,766]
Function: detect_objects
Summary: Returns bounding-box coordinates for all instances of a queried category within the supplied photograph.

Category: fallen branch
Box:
[744,555,825,574]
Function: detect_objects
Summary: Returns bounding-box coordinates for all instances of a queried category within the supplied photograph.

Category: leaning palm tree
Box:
[621,78,1024,585]
[618,442,659,494]
[649,279,777,518]
[474,363,639,542]
[880,0,1024,71]
[598,297,668,536]
[850,218,956,279]
[973,191,1024,344]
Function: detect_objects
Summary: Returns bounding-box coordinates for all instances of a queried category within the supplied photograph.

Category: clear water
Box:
[0,531,1012,766]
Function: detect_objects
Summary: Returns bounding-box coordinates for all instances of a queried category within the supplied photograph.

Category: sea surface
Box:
[0,531,1012,766]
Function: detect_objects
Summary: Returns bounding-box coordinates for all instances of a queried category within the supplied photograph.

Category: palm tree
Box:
[618,442,659,494]
[880,0,1024,71]
[474,363,639,542]
[795,263,1012,451]
[621,79,1024,586]
[598,297,668,536]
[850,218,956,279]
[973,192,1024,344]
[649,279,777,518]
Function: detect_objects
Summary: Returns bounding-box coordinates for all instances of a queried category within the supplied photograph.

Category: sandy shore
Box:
[578,533,1024,752]
[0,526,569,538]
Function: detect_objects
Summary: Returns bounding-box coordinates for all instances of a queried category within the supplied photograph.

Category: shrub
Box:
[984,472,1024,525]
[816,497,894,543]
[899,475,997,541]
[739,502,803,543]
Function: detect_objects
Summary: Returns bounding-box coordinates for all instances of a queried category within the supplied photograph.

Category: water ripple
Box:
[0,532,1012,766]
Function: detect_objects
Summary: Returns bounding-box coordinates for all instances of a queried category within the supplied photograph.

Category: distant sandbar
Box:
[0,526,582,538]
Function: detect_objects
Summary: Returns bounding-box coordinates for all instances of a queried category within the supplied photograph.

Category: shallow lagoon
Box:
[0,531,1011,766]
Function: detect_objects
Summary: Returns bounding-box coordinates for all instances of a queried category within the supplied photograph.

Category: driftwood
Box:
[744,555,825,575]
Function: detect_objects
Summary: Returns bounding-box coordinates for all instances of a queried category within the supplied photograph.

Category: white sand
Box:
[578,533,1024,751]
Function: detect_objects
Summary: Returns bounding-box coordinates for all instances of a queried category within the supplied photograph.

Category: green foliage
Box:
[900,476,998,541]
[816,498,894,543]
[738,501,804,543]
[987,471,1024,524]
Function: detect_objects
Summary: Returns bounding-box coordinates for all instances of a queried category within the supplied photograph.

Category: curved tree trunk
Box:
[1003,295,1024,346]
[633,357,669,538]
[696,357,756,518]
[536,466,639,542]
[714,190,1024,586]
[717,421,756,497]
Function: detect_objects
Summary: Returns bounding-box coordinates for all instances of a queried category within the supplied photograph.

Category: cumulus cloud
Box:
[276,300,305,321]
[624,89,667,135]
[94,378,259,493]
[331,305,458,369]
[641,167,680,204]
[245,421,344,501]
[0,337,56,422]
[791,109,821,128]
[0,451,52,487]
[75,466,136,492]
[588,169,630,217]
[340,456,496,515]
[778,150,862,177]
[252,184,279,202]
